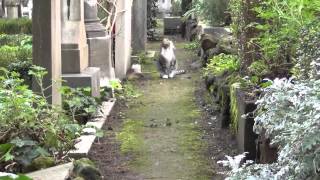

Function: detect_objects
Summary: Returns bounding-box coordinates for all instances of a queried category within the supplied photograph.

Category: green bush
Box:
[0,45,32,69]
[226,78,320,179]
[61,87,99,125]
[203,54,240,77]
[0,18,32,34]
[0,34,32,46]
[0,67,82,173]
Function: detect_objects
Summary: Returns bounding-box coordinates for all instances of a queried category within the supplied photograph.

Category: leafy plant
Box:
[0,67,82,173]
[203,54,240,77]
[61,87,99,125]
[226,78,320,179]
[183,40,200,51]
[0,34,32,47]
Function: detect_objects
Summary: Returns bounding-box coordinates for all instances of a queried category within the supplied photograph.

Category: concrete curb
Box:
[69,98,116,158]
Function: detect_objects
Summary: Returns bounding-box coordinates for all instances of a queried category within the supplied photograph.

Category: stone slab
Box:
[164,17,182,34]
[69,99,116,158]
[87,36,115,79]
[27,162,73,180]
[62,44,89,74]
[62,67,100,97]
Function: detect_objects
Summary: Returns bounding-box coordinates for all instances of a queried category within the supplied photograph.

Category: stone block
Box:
[62,44,89,74]
[164,17,182,34]
[87,36,115,79]
[235,88,258,160]
[27,162,73,180]
[62,67,101,97]
[198,25,231,39]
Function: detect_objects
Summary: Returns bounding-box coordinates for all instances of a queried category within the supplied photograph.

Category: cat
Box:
[157,38,185,79]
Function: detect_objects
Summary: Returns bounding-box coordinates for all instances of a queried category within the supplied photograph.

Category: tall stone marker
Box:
[84,0,115,81]
[61,0,101,97]
[131,0,147,52]
[115,0,132,79]
[33,0,62,105]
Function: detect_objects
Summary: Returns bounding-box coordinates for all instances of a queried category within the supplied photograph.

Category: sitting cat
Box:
[157,38,185,79]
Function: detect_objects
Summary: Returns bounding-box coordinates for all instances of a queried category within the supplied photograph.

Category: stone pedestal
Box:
[84,0,115,80]
[131,0,147,52]
[61,0,100,97]
[62,67,100,97]
[32,0,62,105]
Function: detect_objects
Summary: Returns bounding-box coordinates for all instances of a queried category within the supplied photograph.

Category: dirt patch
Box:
[88,103,143,180]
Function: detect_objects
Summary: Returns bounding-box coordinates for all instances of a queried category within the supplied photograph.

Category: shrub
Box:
[203,54,240,77]
[0,67,82,173]
[226,78,320,179]
[0,34,32,46]
[61,87,99,125]
[0,45,32,69]
[0,18,32,34]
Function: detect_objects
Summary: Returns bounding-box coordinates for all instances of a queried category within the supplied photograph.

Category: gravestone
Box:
[0,0,4,17]
[4,0,20,18]
[61,0,100,97]
[115,0,132,79]
[131,0,147,52]
[164,17,182,34]
[32,0,62,105]
[84,0,115,80]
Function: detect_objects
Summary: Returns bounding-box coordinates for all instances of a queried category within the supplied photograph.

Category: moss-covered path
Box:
[118,38,214,180]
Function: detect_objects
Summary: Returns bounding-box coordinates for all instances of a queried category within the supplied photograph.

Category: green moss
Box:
[116,119,144,154]
[230,83,241,134]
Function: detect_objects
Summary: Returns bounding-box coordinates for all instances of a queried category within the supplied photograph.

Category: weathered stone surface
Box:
[115,0,132,79]
[164,17,182,34]
[84,0,107,38]
[33,0,62,105]
[62,67,100,97]
[0,1,5,17]
[27,162,73,180]
[61,0,89,74]
[131,0,147,52]
[235,89,258,160]
[87,35,115,79]
[84,0,115,80]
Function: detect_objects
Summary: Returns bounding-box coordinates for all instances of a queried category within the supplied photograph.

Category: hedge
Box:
[0,18,32,34]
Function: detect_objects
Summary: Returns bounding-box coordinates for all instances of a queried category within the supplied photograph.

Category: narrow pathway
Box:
[120,38,213,179]
[89,36,237,179]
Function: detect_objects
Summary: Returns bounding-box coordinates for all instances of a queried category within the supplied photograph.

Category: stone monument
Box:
[61,0,100,97]
[0,0,5,17]
[84,0,115,81]
[4,0,20,18]
[32,0,62,105]
[131,0,147,52]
